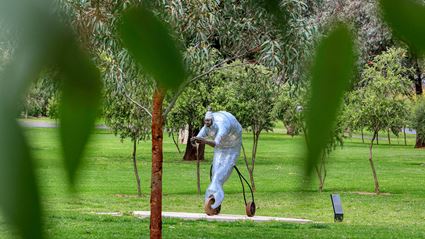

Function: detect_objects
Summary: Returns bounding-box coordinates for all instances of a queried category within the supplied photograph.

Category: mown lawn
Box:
[1,125,424,238]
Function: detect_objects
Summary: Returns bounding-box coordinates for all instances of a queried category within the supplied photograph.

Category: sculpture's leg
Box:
[204,148,239,209]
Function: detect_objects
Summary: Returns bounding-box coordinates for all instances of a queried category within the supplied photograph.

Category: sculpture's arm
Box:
[192,137,216,147]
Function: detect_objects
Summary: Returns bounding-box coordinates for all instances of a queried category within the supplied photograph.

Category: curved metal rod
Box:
[208,164,255,205]
[235,167,247,205]
[234,166,255,204]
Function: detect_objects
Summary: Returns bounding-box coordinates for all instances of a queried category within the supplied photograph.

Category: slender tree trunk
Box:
[369,131,380,194]
[132,139,142,197]
[196,144,201,195]
[361,129,364,143]
[376,132,379,145]
[249,131,260,192]
[315,165,324,192]
[387,129,391,145]
[321,161,327,191]
[315,152,327,192]
[404,127,407,146]
[150,88,165,239]
[183,123,205,161]
[170,131,181,154]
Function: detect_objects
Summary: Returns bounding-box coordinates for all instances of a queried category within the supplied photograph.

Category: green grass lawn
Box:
[1,125,424,238]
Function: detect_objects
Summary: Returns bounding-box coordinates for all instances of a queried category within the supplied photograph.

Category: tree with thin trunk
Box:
[273,84,305,137]
[213,62,277,191]
[132,138,142,197]
[347,47,413,194]
[369,131,380,194]
[304,105,345,192]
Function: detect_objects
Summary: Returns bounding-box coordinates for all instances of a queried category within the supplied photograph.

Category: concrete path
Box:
[133,211,311,223]
[18,120,109,129]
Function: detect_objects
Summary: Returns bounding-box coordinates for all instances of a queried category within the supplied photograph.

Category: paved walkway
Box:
[133,211,311,223]
[19,120,109,129]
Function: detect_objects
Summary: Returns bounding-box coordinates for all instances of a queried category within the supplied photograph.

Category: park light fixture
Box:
[330,194,343,222]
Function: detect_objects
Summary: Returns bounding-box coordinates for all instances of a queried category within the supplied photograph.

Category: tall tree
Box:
[118,6,186,238]
[160,0,317,162]
[212,61,277,191]
[347,48,413,194]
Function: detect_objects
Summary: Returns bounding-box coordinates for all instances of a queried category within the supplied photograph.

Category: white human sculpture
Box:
[191,108,242,215]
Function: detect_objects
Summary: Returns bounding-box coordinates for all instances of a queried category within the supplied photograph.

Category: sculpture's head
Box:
[204,107,213,127]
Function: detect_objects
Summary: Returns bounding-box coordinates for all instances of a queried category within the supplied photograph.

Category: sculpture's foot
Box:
[204,196,221,216]
[245,201,256,217]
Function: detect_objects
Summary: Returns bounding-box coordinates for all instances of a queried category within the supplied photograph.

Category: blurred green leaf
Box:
[57,36,102,185]
[305,24,355,178]
[0,119,43,239]
[118,6,185,89]
[380,0,425,53]
[0,48,45,239]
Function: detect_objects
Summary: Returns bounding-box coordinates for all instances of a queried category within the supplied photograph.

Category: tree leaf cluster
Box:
[346,47,413,134]
[273,84,306,136]
[211,61,277,133]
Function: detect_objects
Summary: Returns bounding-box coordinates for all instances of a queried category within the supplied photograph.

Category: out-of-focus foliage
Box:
[119,7,186,89]
[380,0,425,54]
[58,35,102,185]
[0,1,102,238]
[58,1,154,142]
[304,23,355,178]
[0,0,424,238]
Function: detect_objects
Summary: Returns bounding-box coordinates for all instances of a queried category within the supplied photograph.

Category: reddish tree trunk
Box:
[286,125,296,136]
[415,138,425,148]
[183,123,205,161]
[150,88,165,239]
